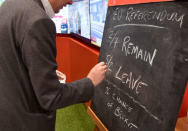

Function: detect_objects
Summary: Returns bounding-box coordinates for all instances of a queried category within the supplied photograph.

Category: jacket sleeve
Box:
[21,18,94,111]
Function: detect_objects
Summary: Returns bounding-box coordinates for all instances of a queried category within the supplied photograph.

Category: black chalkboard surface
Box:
[91,1,188,131]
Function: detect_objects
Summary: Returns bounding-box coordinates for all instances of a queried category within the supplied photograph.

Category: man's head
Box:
[48,0,72,13]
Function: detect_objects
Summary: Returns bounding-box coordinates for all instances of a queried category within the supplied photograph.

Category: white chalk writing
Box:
[105,79,161,121]
[115,66,148,94]
[107,102,114,108]
[109,31,120,49]
[112,93,133,113]
[113,8,123,21]
[106,55,114,72]
[105,86,110,95]
[121,36,158,66]
[114,23,167,29]
[108,33,158,66]
[105,85,133,113]
[114,107,138,129]
[126,7,185,28]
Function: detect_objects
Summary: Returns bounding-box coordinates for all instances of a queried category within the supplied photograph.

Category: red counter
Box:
[56,36,99,83]
[179,83,188,117]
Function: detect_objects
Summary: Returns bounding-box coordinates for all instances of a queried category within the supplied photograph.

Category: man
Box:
[0,0,107,130]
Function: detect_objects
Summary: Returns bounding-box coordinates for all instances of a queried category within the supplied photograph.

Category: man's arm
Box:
[21,18,106,111]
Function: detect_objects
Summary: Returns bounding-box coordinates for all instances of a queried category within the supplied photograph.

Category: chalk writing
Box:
[104,85,133,113]
[105,79,160,121]
[126,7,185,28]
[112,93,133,113]
[105,86,110,95]
[115,66,148,94]
[109,31,120,49]
[114,107,138,129]
[112,6,185,28]
[107,102,114,108]
[106,55,114,72]
[107,33,158,66]
[121,36,158,66]
[114,23,167,29]
[113,8,123,21]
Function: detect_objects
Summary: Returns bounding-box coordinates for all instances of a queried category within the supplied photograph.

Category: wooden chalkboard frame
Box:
[87,107,108,131]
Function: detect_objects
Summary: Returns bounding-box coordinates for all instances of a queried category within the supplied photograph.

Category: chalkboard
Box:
[91,1,188,131]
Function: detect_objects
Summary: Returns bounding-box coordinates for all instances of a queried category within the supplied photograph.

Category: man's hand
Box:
[87,62,107,87]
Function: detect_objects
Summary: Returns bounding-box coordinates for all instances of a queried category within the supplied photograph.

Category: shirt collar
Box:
[41,0,55,18]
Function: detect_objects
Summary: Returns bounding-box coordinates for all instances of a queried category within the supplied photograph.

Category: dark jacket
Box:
[0,0,94,130]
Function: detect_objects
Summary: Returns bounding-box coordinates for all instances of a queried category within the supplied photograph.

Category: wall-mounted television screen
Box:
[90,0,108,47]
[0,0,5,6]
[68,0,90,39]
[52,7,69,34]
